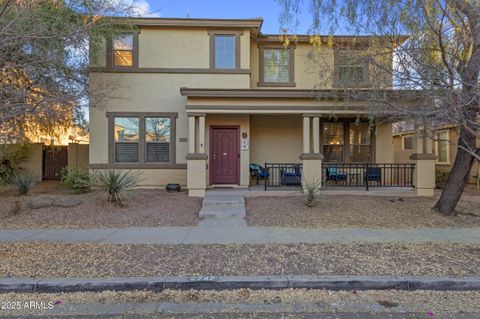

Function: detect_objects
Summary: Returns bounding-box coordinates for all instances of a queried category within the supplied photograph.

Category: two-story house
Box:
[89,17,436,197]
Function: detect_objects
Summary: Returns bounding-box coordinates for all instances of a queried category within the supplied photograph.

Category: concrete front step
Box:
[199,195,246,220]
[202,195,245,207]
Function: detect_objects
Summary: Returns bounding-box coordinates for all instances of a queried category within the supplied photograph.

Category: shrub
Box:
[9,173,37,195]
[0,144,30,185]
[435,169,450,189]
[61,168,92,194]
[302,179,322,207]
[95,170,141,205]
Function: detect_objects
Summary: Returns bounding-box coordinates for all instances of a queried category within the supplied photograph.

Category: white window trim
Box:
[435,130,451,165]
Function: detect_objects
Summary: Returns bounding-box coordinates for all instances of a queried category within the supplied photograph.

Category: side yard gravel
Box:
[1,290,479,314]
[0,189,201,229]
[0,242,478,278]
[246,195,480,228]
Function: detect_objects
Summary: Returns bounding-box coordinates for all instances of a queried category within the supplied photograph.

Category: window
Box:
[349,124,371,162]
[323,123,344,162]
[214,35,236,69]
[145,117,171,163]
[335,49,369,86]
[258,45,295,86]
[403,135,414,150]
[209,31,241,71]
[113,34,134,67]
[110,113,177,166]
[114,117,139,163]
[436,131,450,164]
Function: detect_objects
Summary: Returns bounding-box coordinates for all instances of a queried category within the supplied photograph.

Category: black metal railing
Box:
[263,162,415,191]
[264,163,303,190]
[323,163,415,190]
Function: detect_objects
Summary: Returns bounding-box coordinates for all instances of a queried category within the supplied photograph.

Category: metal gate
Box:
[42,146,68,180]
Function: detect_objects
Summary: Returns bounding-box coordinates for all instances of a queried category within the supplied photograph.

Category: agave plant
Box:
[9,173,37,195]
[302,178,322,207]
[95,170,141,205]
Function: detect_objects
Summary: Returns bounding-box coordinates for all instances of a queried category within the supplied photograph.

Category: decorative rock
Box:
[25,197,54,210]
[53,197,82,208]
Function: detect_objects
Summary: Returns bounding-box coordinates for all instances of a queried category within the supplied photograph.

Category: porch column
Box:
[187,113,207,197]
[410,120,436,197]
[300,114,323,188]
[198,115,205,153]
[303,116,310,153]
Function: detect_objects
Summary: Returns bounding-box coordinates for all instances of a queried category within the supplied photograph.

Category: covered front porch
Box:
[181,88,436,197]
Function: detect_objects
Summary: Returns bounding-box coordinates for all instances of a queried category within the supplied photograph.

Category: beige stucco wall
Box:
[250,115,303,164]
[68,143,89,170]
[375,122,393,163]
[204,114,250,186]
[139,29,209,68]
[89,73,250,165]
[250,41,392,89]
[91,168,187,187]
[139,28,250,69]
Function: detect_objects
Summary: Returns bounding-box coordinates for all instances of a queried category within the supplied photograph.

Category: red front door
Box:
[211,127,239,184]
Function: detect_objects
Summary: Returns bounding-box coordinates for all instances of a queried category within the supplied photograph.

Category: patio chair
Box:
[325,166,348,182]
[365,167,382,185]
[249,163,269,185]
[281,165,302,186]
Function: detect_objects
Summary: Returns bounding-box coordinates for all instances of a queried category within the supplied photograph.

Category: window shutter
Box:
[115,143,139,162]
[146,142,170,163]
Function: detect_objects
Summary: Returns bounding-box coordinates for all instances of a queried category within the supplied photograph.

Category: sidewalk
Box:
[0,225,479,244]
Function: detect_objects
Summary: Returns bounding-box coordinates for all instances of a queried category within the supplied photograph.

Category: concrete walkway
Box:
[0,226,479,244]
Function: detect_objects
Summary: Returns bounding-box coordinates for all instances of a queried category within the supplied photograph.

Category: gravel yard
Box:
[246,195,480,228]
[1,242,478,278]
[1,289,479,314]
[0,189,201,229]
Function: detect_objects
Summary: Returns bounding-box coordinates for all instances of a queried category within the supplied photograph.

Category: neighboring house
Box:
[393,125,480,184]
[89,17,432,196]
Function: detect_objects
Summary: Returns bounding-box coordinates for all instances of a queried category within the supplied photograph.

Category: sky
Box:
[134,0,314,34]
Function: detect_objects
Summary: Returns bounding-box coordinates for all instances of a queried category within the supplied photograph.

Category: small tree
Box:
[0,0,145,142]
[277,0,479,215]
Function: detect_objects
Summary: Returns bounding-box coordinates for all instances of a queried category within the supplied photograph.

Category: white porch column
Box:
[300,114,323,188]
[410,120,436,197]
[188,115,196,154]
[303,116,311,153]
[313,116,320,153]
[198,115,205,154]
[187,113,207,198]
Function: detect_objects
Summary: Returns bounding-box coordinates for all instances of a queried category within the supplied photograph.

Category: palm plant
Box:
[95,170,141,205]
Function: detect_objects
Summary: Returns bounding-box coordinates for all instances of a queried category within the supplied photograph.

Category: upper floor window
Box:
[113,34,134,67]
[335,49,369,87]
[209,31,242,71]
[214,35,236,69]
[258,45,295,87]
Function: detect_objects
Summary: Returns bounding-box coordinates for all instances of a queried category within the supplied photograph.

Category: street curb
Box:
[1,275,480,293]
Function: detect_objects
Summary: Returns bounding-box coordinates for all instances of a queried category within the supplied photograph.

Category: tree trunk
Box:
[433,127,477,215]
